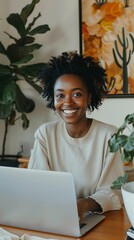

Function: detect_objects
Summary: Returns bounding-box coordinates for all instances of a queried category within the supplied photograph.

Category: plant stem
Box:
[2,119,8,158]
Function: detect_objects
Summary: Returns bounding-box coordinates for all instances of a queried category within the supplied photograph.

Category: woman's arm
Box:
[89,150,125,213]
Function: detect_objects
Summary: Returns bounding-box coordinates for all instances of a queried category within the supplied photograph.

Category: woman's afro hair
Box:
[37,51,108,111]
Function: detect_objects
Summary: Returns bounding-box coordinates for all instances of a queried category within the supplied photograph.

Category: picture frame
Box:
[79,0,134,98]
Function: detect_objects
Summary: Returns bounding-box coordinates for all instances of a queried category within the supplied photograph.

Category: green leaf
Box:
[20,0,40,25]
[0,41,7,55]
[108,134,120,152]
[23,43,42,51]
[121,150,133,162]
[26,12,41,33]
[17,36,35,45]
[29,24,50,35]
[19,63,47,77]
[12,55,33,65]
[0,76,17,104]
[0,64,12,76]
[7,43,41,63]
[4,31,18,44]
[2,82,16,104]
[8,110,16,125]
[21,113,30,129]
[125,113,134,126]
[7,13,26,37]
[117,113,134,134]
[111,174,128,189]
[0,103,13,119]
[15,85,35,113]
[116,135,128,148]
[108,113,134,163]
[124,132,134,152]
[109,134,133,153]
[24,77,42,94]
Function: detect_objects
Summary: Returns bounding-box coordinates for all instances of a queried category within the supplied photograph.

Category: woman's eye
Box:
[56,94,64,99]
[73,92,82,97]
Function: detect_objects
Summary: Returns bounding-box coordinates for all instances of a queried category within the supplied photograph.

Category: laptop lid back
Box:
[0,167,80,237]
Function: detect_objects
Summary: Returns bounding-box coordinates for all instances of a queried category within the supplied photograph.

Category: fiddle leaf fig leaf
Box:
[7,43,41,63]
[4,31,18,44]
[20,0,40,24]
[21,113,30,130]
[8,110,16,125]
[7,13,26,37]
[15,85,35,113]
[29,24,50,35]
[19,63,46,78]
[0,41,7,55]
[0,76,15,103]
[0,64,12,75]
[17,36,35,45]
[0,103,13,119]
[26,12,41,33]
[2,82,16,104]
[12,55,33,65]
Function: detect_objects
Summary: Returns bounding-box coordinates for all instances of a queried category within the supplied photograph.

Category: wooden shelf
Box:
[18,157,29,168]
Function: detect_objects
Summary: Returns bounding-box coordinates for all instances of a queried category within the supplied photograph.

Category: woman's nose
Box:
[64,95,73,105]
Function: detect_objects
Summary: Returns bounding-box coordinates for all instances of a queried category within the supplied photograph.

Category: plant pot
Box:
[0,155,19,167]
[121,182,134,228]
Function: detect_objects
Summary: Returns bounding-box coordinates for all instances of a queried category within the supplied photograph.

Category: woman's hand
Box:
[77,197,102,222]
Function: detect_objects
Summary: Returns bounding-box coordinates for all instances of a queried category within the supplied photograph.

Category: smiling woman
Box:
[54,74,91,137]
[28,51,125,221]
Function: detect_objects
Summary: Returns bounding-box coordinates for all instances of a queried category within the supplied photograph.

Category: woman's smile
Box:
[62,109,78,116]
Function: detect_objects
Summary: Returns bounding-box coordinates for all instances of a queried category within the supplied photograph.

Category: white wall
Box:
[0,0,133,156]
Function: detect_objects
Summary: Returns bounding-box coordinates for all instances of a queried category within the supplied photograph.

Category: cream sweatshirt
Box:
[28,119,125,212]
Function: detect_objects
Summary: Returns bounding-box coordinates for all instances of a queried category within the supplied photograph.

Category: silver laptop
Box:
[0,166,105,237]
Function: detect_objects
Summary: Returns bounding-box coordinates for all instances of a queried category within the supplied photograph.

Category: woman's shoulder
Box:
[92,119,117,133]
[37,120,62,132]
[34,120,63,138]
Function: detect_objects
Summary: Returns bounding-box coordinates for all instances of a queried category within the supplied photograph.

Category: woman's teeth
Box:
[63,110,77,115]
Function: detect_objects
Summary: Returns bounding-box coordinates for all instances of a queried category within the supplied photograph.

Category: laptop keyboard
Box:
[80,223,86,229]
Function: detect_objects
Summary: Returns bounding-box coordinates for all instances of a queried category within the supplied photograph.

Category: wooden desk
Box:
[0,208,131,240]
[125,164,134,182]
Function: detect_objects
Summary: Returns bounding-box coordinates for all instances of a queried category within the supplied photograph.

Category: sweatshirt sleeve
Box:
[90,150,125,212]
[28,126,51,170]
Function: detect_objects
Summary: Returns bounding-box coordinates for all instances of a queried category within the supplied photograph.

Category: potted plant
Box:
[108,113,134,165]
[0,0,50,166]
[108,112,134,230]
[108,112,134,188]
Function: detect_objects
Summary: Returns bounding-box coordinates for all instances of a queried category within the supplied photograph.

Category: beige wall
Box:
[0,0,133,155]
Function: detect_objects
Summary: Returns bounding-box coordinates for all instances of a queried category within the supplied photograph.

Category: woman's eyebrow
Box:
[55,89,64,92]
[55,88,84,92]
[72,88,83,91]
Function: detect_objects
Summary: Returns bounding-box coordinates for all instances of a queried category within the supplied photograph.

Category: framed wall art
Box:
[79,0,134,98]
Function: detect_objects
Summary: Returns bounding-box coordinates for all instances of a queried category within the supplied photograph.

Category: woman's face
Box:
[54,74,91,125]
